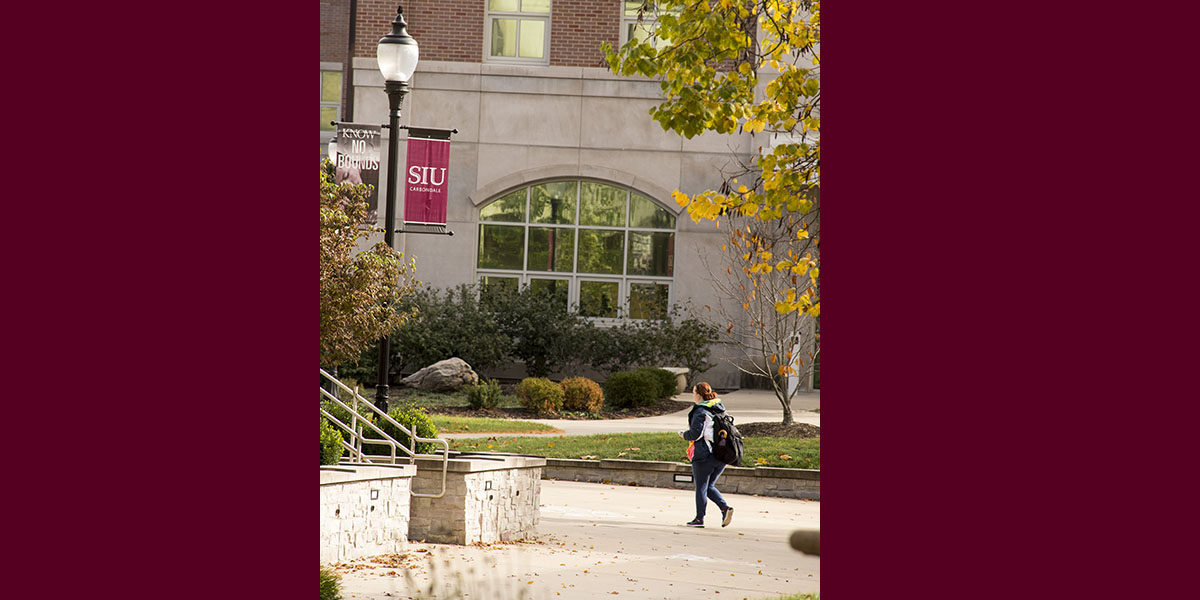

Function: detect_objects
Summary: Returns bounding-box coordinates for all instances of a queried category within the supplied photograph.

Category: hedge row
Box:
[335,284,719,383]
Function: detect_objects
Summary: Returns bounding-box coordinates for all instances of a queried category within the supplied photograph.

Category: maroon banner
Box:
[403,133,450,225]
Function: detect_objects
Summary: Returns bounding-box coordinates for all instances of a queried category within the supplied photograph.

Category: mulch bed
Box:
[737,421,821,438]
[426,397,694,421]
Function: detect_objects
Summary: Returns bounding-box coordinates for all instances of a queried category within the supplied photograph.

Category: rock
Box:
[401,358,479,392]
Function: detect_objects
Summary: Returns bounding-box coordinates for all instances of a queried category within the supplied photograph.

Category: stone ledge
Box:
[414,454,547,473]
[320,464,417,486]
[540,457,820,500]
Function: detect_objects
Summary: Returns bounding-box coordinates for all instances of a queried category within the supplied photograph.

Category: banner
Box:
[334,123,382,226]
[403,128,452,225]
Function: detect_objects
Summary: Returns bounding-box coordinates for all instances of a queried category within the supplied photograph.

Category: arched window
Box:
[476,180,676,320]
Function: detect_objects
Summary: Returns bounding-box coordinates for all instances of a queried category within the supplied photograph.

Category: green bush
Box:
[486,285,590,377]
[320,420,344,465]
[363,404,440,456]
[516,377,565,415]
[561,376,604,413]
[603,370,659,408]
[465,378,504,409]
[320,565,342,600]
[635,367,678,399]
[389,284,512,374]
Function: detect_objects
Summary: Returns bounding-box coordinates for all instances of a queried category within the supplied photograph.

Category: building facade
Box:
[321,1,816,390]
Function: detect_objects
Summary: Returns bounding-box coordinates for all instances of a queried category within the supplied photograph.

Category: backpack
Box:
[703,406,744,466]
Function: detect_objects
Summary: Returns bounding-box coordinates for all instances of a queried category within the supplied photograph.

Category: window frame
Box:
[320,62,344,143]
[484,0,553,65]
[475,178,676,322]
[618,1,676,50]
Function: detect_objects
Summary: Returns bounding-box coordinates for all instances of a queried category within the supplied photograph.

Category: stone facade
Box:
[542,458,820,500]
[320,464,417,564]
[409,455,545,544]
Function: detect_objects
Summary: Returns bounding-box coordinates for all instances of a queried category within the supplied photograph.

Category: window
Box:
[620,1,675,50]
[486,0,551,64]
[320,65,343,136]
[477,180,677,320]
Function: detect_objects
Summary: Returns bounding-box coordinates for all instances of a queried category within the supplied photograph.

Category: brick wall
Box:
[353,1,622,67]
[549,0,621,68]
[355,0,486,62]
[321,0,352,121]
[321,0,352,63]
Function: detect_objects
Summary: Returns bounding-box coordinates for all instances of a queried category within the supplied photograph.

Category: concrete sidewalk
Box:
[440,389,820,439]
[335,479,820,599]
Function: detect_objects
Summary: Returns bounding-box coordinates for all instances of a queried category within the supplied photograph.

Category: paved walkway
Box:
[335,479,820,599]
[441,389,820,439]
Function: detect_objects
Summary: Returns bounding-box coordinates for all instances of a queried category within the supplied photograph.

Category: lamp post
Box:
[374,5,419,412]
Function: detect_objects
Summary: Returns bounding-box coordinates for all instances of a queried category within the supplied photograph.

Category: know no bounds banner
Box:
[403,128,451,225]
[334,123,382,226]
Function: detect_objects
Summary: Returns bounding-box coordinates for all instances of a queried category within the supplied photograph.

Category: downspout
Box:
[345,0,358,121]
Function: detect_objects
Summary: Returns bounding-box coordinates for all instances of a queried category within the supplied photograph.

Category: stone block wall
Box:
[320,464,417,564]
[543,458,820,500]
[409,455,545,545]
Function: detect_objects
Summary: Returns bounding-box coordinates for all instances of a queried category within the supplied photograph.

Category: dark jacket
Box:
[682,401,726,462]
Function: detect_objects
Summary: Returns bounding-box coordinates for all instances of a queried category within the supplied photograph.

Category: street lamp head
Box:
[327,138,338,166]
[377,5,419,83]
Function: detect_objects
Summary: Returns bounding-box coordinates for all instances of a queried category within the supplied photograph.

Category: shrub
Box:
[320,420,344,465]
[465,378,504,409]
[603,370,659,408]
[364,404,440,456]
[389,284,511,374]
[635,367,678,399]
[320,565,342,600]
[561,376,604,413]
[486,285,590,377]
[516,377,565,415]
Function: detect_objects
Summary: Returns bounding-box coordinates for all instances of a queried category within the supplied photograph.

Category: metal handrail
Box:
[320,368,449,498]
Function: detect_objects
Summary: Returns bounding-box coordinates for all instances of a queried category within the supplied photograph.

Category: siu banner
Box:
[403,127,452,225]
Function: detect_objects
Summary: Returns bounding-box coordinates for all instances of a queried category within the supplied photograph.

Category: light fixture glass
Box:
[377,6,419,82]
[327,139,338,166]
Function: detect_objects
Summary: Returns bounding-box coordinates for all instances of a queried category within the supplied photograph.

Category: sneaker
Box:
[685,518,704,528]
[721,506,734,527]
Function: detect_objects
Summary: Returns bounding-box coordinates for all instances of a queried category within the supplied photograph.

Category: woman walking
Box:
[679,382,734,528]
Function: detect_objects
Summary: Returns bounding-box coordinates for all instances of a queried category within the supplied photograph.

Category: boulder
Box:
[401,358,479,392]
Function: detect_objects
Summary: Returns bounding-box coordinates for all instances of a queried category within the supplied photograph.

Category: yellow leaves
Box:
[779,454,792,460]
[797,229,810,240]
[744,117,766,134]
[672,189,690,207]
[760,251,773,261]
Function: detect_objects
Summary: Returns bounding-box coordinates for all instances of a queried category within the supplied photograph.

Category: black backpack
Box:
[704,406,744,466]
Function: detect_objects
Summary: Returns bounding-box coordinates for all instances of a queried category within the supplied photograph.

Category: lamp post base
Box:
[374,384,389,413]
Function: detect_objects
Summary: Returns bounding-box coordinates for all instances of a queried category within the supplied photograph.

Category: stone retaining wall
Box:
[409,455,546,545]
[320,464,417,564]
[543,458,819,500]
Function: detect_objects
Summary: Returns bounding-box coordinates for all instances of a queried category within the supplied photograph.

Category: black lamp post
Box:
[374,5,420,412]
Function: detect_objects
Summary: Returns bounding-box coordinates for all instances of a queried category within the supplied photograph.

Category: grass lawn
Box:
[394,388,525,410]
[431,415,561,434]
[447,432,819,469]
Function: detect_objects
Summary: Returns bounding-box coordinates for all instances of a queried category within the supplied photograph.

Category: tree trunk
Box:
[775,381,794,425]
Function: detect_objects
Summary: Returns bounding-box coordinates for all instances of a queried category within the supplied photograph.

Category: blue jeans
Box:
[691,455,729,520]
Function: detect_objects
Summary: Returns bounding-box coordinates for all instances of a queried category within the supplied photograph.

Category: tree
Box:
[320,160,417,367]
[604,0,820,423]
[700,208,818,423]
